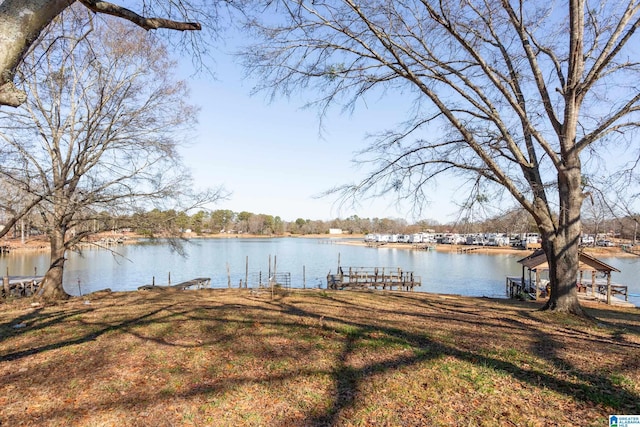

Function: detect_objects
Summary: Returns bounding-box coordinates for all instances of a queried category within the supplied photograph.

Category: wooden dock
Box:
[506,276,542,299]
[366,242,386,248]
[506,276,632,306]
[138,277,211,291]
[327,267,420,291]
[412,244,435,251]
[621,244,640,256]
[590,283,629,302]
[457,246,484,253]
[2,276,44,298]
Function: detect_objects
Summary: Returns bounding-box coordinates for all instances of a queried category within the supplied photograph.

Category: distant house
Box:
[329,228,343,235]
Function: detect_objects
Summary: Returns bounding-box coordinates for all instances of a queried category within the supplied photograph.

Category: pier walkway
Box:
[327,267,421,291]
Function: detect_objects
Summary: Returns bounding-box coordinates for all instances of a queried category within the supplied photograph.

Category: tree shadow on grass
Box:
[1,290,639,425]
[278,295,640,426]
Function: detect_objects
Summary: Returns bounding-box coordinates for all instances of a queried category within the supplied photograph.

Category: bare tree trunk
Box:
[541,164,585,315]
[37,228,71,300]
[542,236,584,314]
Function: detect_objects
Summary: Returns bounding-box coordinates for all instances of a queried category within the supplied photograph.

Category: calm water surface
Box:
[2,237,639,306]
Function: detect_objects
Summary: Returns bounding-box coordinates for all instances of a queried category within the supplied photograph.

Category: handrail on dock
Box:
[327,266,421,291]
[507,275,630,305]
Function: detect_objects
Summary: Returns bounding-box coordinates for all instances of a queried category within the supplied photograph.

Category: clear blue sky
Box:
[178,45,466,224]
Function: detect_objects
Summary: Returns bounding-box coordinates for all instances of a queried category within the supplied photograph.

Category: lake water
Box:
[2,237,639,306]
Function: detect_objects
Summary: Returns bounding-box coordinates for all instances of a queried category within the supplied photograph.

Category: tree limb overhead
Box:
[78,0,201,31]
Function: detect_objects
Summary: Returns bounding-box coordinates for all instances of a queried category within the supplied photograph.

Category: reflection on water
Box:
[1,237,638,306]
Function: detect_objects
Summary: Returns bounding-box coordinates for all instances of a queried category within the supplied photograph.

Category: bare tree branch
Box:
[78,0,201,31]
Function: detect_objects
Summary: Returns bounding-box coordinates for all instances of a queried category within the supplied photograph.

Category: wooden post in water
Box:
[226,262,231,288]
[303,265,306,289]
[2,269,9,298]
[271,255,277,299]
[245,256,249,289]
[168,272,171,285]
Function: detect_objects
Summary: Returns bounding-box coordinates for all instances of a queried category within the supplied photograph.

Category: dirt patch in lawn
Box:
[1,289,639,426]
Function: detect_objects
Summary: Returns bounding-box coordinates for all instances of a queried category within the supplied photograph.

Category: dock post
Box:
[2,275,9,298]
[245,256,249,289]
[271,256,277,300]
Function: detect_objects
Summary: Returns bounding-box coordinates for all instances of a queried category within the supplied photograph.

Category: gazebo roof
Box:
[517,249,620,273]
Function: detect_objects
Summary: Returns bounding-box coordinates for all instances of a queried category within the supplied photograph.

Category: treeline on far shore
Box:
[122,208,640,242]
[5,206,638,243]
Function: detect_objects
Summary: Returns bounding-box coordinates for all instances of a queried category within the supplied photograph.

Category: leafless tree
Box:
[0,0,227,107]
[0,8,223,300]
[243,0,640,314]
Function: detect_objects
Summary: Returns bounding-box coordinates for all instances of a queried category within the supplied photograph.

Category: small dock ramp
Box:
[138,277,210,291]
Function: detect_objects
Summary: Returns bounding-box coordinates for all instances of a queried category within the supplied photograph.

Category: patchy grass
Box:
[1,288,639,426]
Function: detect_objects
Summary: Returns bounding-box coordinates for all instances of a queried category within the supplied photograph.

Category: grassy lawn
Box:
[1,288,639,426]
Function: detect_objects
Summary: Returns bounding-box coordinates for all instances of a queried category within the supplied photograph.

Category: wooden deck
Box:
[327,267,421,291]
[506,276,632,306]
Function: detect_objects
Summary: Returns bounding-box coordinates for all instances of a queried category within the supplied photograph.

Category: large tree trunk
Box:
[37,228,71,300]
[540,161,586,315]
[541,234,584,314]
[0,0,74,107]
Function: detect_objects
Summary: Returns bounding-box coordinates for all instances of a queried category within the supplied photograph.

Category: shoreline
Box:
[331,237,637,258]
[1,232,636,258]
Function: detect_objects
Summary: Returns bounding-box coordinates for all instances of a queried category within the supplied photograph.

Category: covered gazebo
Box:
[516,249,621,303]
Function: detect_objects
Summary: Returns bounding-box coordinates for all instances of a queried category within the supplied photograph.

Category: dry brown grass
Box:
[1,288,639,426]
